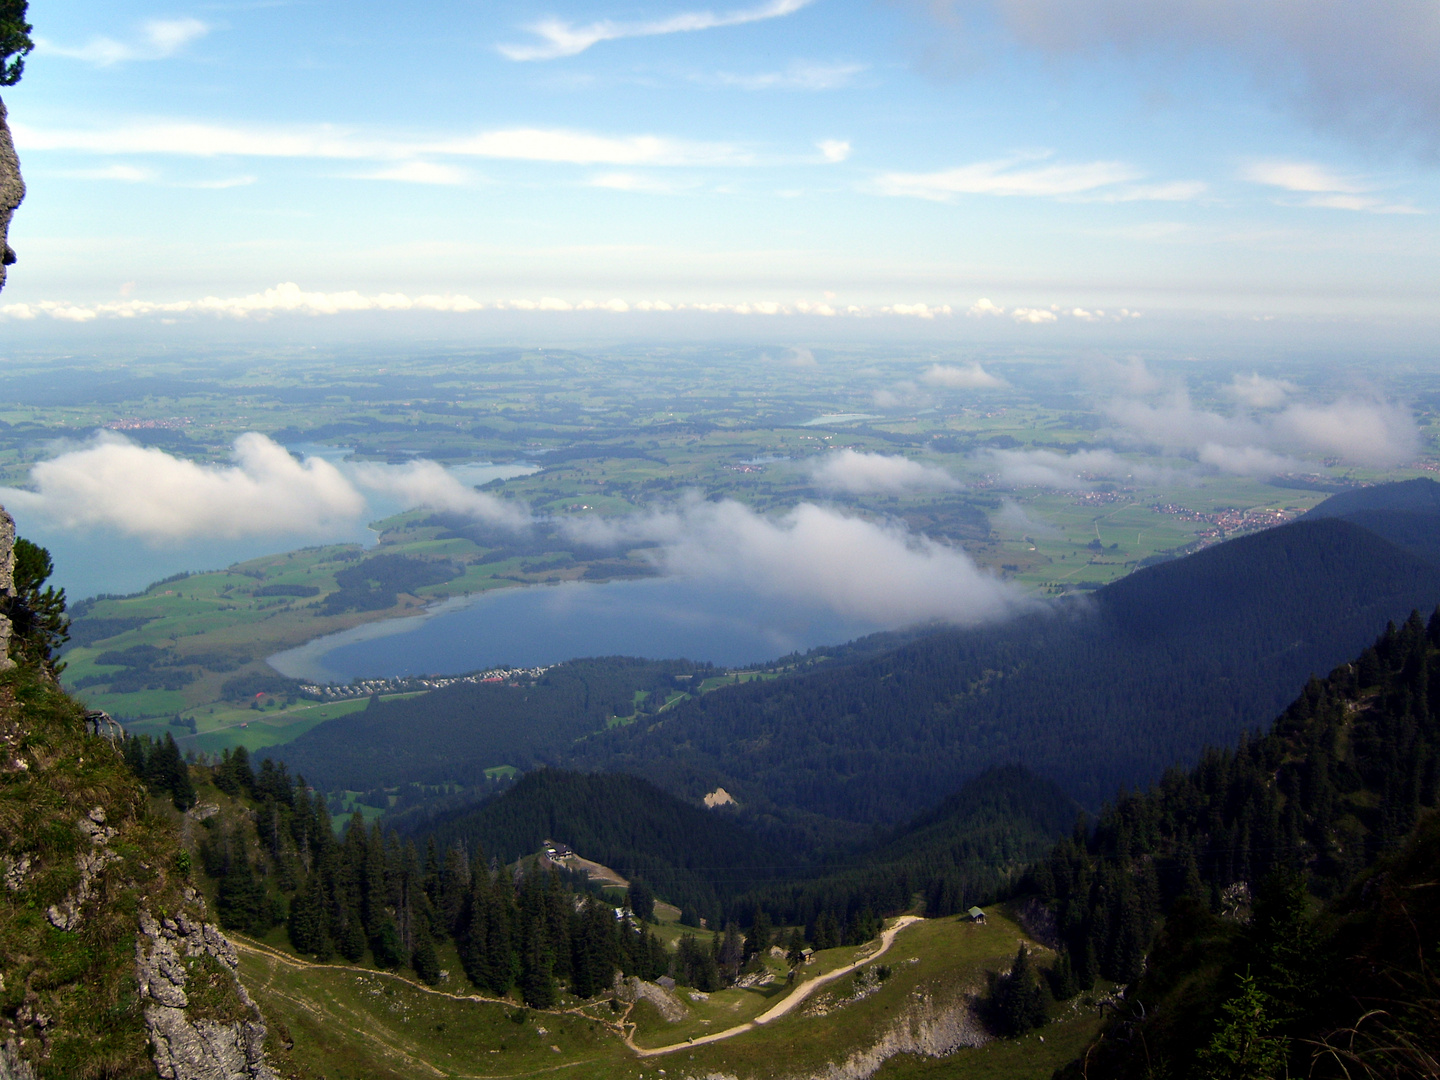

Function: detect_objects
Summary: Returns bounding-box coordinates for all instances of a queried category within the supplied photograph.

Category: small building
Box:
[656,975,677,990]
[966,907,987,924]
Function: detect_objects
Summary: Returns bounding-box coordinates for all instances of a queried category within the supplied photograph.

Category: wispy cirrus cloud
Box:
[873,154,1199,202]
[1241,160,1420,214]
[499,0,814,61]
[14,120,749,168]
[712,61,868,91]
[37,18,209,66]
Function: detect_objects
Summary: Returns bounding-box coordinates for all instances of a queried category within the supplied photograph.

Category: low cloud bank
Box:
[1108,389,1419,470]
[0,283,1132,326]
[810,450,960,494]
[2,434,1024,629]
[0,433,366,541]
[0,433,528,542]
[564,495,1025,627]
[347,459,532,530]
[983,447,1175,490]
[921,363,1006,389]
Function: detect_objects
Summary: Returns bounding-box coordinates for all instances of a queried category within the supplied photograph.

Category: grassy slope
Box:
[234,907,1099,1080]
[0,666,303,1079]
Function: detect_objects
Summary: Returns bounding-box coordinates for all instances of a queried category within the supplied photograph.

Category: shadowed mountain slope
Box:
[572,495,1440,820]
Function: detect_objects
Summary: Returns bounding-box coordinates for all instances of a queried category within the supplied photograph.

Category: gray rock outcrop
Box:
[613,973,688,1023]
[0,97,23,292]
[0,1039,35,1080]
[136,897,278,1080]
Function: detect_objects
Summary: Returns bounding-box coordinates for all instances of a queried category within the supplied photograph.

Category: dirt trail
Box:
[628,915,924,1058]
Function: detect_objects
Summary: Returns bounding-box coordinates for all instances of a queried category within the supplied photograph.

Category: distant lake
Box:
[801,413,880,427]
[267,577,884,683]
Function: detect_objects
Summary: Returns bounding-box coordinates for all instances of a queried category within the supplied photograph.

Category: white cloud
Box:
[809,450,961,494]
[1242,160,1419,214]
[1107,391,1421,470]
[59,164,157,183]
[361,161,469,185]
[786,347,818,367]
[874,155,1141,201]
[1270,399,1421,466]
[921,363,1006,389]
[818,139,852,163]
[1011,307,1057,324]
[714,61,868,91]
[1242,161,1366,194]
[499,0,814,61]
[348,461,533,530]
[967,298,1005,317]
[13,121,745,169]
[0,283,1114,325]
[883,303,951,319]
[1195,443,1299,476]
[0,433,366,541]
[38,18,209,66]
[1088,357,1163,395]
[983,447,1170,489]
[0,433,536,543]
[563,495,1025,627]
[1226,372,1296,409]
[435,129,745,166]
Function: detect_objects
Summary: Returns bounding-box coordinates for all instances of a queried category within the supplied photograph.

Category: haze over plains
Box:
[0,0,1437,337]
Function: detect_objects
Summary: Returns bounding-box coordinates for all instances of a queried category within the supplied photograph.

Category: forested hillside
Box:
[127,744,676,1009]
[413,768,790,921]
[730,764,1079,927]
[1033,607,1440,1079]
[573,505,1440,819]
[276,656,712,791]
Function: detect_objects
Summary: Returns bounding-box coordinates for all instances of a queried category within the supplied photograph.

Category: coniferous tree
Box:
[992,944,1048,1037]
[411,927,441,986]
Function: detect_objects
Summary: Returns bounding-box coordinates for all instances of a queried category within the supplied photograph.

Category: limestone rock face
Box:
[0,98,23,293]
[136,899,279,1080]
[0,1040,36,1080]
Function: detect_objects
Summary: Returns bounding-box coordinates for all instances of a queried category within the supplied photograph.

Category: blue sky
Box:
[2,0,1439,336]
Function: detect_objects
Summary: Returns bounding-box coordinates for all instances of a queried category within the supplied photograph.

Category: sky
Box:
[1,0,1439,339]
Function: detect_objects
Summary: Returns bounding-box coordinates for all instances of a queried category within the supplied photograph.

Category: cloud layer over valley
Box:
[0,434,527,542]
[1,435,1024,630]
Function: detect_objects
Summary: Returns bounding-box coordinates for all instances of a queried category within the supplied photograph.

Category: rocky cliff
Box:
[0,97,23,293]
[0,507,289,1080]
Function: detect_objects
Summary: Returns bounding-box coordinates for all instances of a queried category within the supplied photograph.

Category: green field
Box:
[232,909,1103,1080]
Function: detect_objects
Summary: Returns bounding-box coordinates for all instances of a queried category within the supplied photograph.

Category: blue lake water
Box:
[267,577,884,683]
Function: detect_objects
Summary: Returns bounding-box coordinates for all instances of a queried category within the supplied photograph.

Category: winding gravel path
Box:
[628,915,924,1058]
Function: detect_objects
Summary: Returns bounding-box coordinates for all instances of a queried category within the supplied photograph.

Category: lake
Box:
[267,576,884,683]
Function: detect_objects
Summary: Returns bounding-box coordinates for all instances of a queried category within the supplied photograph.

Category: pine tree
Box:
[411,927,441,985]
[993,944,1048,1037]
[1197,970,1288,1080]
